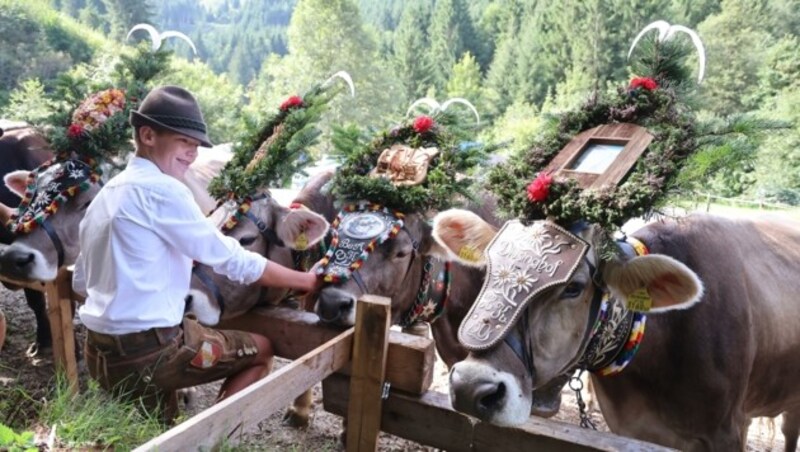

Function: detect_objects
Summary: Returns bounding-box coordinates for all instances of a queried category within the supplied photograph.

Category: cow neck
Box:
[576,237,649,376]
[399,256,451,328]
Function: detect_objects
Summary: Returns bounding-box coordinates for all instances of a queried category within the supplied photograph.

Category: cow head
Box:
[433,209,703,426]
[314,204,452,327]
[0,161,102,281]
[187,188,329,326]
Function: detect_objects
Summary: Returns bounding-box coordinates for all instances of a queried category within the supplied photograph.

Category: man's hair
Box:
[132,123,170,147]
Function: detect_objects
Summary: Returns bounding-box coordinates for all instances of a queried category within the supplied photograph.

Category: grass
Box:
[37,374,166,450]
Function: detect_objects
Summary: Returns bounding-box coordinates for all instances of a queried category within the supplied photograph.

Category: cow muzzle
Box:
[449,360,531,426]
[316,287,357,326]
[0,243,56,282]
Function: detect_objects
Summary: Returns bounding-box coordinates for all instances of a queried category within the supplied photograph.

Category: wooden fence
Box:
[132,296,671,452]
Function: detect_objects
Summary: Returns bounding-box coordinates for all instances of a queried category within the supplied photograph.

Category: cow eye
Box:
[238,236,257,247]
[562,282,584,298]
[395,250,410,259]
[81,201,92,210]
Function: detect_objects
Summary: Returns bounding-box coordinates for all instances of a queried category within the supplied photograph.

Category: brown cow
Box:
[0,123,54,355]
[433,211,800,451]
[186,170,330,427]
[187,170,332,324]
[314,195,500,368]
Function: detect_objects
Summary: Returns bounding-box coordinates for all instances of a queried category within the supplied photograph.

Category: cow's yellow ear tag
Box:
[458,245,480,263]
[295,232,308,250]
[626,288,652,312]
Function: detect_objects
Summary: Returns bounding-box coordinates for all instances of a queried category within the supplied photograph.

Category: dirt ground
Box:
[0,285,788,451]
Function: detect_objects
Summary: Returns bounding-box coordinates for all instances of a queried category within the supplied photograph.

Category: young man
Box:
[73,86,319,421]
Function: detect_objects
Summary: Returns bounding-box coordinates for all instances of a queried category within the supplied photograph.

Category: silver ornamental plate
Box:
[458,220,590,351]
[340,212,389,240]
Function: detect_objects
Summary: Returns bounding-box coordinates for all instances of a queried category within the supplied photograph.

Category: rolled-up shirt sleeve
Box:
[149,184,267,285]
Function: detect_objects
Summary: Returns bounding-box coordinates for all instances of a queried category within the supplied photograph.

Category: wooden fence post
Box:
[346,295,391,452]
[45,268,78,393]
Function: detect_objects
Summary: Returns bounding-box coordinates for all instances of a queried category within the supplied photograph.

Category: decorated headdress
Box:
[486,20,776,239]
[206,72,354,234]
[315,98,485,284]
[329,97,485,213]
[7,32,175,235]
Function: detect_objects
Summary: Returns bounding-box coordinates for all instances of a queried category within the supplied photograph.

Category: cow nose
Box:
[7,249,35,269]
[451,377,506,419]
[316,288,355,324]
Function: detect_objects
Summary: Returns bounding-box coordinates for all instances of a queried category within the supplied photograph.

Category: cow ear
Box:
[432,209,497,267]
[4,170,30,198]
[277,208,329,251]
[604,254,704,312]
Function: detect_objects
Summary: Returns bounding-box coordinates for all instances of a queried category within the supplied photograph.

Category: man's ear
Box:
[277,207,329,251]
[4,170,30,198]
[432,209,498,267]
[604,254,704,312]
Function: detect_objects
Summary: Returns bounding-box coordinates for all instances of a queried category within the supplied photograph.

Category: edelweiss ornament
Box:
[458,220,589,350]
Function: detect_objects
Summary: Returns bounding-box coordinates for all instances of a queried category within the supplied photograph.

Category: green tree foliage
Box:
[154,58,245,144]
[101,0,154,41]
[0,1,99,108]
[392,3,433,102]
[247,0,402,141]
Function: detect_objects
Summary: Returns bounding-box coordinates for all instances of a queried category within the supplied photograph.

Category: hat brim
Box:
[131,111,213,148]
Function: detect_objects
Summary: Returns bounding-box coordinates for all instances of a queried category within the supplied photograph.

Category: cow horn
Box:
[406,97,442,117]
[441,97,480,125]
[627,20,706,83]
[127,24,198,55]
[322,71,356,97]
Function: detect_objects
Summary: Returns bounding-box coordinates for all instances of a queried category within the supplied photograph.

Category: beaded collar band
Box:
[315,202,405,284]
[8,159,101,234]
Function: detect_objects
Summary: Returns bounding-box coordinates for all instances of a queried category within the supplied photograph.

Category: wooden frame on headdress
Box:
[544,123,653,189]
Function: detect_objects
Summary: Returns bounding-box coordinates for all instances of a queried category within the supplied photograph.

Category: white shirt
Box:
[74,157,267,334]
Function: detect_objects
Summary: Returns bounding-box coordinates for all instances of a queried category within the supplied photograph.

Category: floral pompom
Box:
[412,115,434,134]
[71,88,126,132]
[629,77,658,91]
[67,124,84,139]
[280,95,304,111]
[526,172,553,203]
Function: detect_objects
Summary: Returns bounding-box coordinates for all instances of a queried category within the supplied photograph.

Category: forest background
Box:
[1,0,798,205]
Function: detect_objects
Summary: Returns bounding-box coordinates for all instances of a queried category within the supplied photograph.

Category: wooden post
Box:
[45,268,78,393]
[346,295,391,452]
[0,272,78,393]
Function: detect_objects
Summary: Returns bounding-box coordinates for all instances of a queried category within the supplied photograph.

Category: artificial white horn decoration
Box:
[406,97,442,117]
[322,71,356,97]
[441,97,480,125]
[627,20,706,83]
[127,23,198,55]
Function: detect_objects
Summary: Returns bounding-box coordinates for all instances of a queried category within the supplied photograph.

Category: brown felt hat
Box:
[130,85,213,147]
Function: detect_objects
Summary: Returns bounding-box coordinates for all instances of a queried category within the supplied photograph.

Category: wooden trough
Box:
[133,296,670,452]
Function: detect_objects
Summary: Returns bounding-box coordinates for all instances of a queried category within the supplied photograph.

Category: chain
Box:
[569,370,597,430]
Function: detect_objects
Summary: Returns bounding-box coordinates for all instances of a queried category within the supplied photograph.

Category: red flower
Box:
[280,95,304,111]
[526,172,553,203]
[629,77,658,91]
[67,124,84,139]
[412,115,434,134]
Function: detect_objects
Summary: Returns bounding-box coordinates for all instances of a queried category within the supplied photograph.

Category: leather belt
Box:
[87,325,181,356]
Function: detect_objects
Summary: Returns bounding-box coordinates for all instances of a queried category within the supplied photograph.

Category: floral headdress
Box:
[329,97,485,214]
[8,41,171,235]
[487,21,777,237]
[206,72,354,232]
